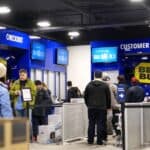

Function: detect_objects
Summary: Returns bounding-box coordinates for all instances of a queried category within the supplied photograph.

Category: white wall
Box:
[67,45,91,93]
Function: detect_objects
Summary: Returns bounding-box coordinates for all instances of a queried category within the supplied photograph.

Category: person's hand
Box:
[15,90,21,96]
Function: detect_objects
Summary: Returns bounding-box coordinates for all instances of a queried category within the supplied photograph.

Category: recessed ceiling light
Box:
[130,0,143,2]
[29,35,41,39]
[0,6,11,14]
[68,31,80,37]
[141,56,148,60]
[0,26,6,29]
[37,21,51,27]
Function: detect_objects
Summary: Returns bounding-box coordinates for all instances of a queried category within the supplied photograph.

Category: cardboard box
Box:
[38,125,55,144]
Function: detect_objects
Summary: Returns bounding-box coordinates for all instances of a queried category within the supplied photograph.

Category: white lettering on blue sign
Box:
[6,33,23,43]
[119,93,124,98]
[120,43,149,51]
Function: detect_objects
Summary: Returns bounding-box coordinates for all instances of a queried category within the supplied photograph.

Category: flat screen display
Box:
[31,42,45,60]
[92,47,118,63]
[57,48,68,65]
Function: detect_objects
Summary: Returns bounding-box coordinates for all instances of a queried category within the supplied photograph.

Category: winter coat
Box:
[126,85,145,103]
[0,82,13,117]
[84,80,111,109]
[32,88,52,116]
[10,79,36,109]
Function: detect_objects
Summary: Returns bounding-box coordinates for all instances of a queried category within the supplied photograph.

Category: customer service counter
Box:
[124,102,150,150]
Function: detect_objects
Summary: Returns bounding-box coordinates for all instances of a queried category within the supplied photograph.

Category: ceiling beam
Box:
[33,20,148,33]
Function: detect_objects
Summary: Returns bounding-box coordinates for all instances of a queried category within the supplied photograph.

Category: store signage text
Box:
[6,33,23,43]
[120,42,150,51]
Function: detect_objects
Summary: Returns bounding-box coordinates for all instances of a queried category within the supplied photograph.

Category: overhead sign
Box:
[120,42,150,51]
[0,29,30,49]
[135,63,150,83]
[6,33,23,43]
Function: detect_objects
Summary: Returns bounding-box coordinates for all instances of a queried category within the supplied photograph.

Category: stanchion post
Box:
[26,102,29,118]
[121,103,125,150]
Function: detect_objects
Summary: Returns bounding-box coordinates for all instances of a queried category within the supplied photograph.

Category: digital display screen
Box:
[31,42,45,60]
[57,48,68,65]
[92,47,118,63]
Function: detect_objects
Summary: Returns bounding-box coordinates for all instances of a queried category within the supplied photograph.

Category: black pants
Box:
[88,108,107,143]
[112,109,121,136]
[32,115,48,137]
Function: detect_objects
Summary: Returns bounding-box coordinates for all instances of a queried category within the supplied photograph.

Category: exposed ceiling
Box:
[0,0,150,45]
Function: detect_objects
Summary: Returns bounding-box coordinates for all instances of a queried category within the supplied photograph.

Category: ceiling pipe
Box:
[33,20,148,33]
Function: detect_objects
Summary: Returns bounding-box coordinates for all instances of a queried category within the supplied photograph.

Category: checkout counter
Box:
[124,102,150,150]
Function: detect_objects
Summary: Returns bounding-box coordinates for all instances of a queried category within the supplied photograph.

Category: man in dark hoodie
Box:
[84,71,111,145]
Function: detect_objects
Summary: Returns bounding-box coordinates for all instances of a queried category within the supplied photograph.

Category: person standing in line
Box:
[0,63,13,118]
[10,69,36,117]
[126,77,145,103]
[84,71,111,145]
[42,82,51,96]
[102,74,120,135]
[32,80,52,142]
[67,81,82,102]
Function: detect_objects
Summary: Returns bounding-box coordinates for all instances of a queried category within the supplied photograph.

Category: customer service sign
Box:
[135,63,150,83]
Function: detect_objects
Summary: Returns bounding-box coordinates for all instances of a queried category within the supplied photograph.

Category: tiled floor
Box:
[30,137,122,150]
[30,137,150,150]
[30,142,121,150]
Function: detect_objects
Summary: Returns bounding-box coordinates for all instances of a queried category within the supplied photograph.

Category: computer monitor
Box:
[31,41,45,61]
[92,47,118,63]
[56,48,68,65]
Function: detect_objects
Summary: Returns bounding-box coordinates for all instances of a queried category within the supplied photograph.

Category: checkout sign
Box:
[135,63,150,83]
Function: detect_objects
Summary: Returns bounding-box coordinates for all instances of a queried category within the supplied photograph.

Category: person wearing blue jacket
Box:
[0,63,13,118]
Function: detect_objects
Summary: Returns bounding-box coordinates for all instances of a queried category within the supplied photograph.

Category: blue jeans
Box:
[15,109,27,117]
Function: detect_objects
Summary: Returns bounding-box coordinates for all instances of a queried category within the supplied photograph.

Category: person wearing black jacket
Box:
[32,80,52,141]
[126,77,145,103]
[84,71,111,145]
[67,81,81,102]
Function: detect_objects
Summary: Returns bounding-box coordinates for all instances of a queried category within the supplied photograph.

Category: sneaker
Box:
[88,140,94,145]
[97,141,103,145]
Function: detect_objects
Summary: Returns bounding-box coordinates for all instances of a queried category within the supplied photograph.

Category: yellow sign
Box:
[135,62,150,83]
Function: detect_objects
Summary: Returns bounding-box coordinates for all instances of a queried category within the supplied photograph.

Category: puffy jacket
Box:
[0,82,13,117]
[126,85,145,103]
[32,88,52,116]
[84,80,111,109]
[10,79,36,108]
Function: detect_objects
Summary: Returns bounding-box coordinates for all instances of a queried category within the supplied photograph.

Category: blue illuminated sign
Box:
[31,42,45,61]
[117,84,126,103]
[0,29,30,49]
[57,48,68,65]
[92,47,117,63]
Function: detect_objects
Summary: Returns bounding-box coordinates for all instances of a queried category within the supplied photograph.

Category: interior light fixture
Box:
[141,56,148,60]
[0,6,11,14]
[130,0,144,2]
[29,35,41,39]
[68,31,80,37]
[37,21,51,27]
[0,26,6,29]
